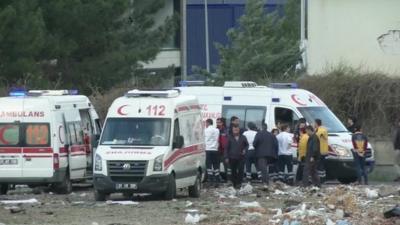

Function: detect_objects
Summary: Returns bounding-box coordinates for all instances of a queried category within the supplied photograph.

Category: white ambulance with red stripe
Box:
[0,90,101,194]
[178,81,375,184]
[93,89,205,201]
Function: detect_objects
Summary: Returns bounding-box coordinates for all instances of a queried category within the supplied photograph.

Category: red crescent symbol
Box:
[117,105,129,116]
[0,125,12,145]
[291,94,307,106]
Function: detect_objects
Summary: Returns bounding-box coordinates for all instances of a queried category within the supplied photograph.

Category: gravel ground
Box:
[0,182,399,225]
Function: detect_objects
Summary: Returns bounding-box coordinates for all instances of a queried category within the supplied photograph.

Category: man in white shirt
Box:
[243,122,261,181]
[204,119,220,187]
[277,124,294,184]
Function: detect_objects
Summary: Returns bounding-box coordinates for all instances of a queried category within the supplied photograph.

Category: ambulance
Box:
[178,81,375,184]
[0,90,101,194]
[93,89,205,201]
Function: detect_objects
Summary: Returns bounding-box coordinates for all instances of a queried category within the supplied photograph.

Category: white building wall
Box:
[306,0,400,75]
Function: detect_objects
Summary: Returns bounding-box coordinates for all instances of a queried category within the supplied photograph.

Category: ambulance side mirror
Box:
[173,136,184,149]
[91,134,100,148]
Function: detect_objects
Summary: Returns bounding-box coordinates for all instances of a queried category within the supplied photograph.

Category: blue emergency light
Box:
[68,89,79,95]
[179,80,205,87]
[9,88,27,97]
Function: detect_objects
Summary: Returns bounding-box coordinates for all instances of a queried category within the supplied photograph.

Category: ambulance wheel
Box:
[0,184,9,195]
[54,172,72,194]
[338,177,358,184]
[188,172,201,198]
[164,174,176,200]
[94,189,108,201]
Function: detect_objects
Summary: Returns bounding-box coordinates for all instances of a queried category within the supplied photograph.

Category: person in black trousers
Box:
[224,124,249,189]
[253,123,279,185]
[302,125,321,187]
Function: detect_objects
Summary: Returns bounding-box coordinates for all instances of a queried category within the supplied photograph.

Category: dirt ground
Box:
[0,182,399,225]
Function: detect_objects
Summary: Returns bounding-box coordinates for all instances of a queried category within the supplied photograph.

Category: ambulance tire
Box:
[338,177,358,184]
[94,189,108,201]
[0,184,9,195]
[188,172,201,198]
[54,172,72,194]
[164,174,176,200]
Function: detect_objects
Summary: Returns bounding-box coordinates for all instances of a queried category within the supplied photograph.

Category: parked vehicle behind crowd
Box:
[178,81,375,184]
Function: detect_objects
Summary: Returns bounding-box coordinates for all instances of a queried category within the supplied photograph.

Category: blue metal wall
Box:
[186,2,282,75]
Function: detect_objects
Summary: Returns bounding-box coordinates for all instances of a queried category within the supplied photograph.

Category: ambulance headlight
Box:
[331,144,352,158]
[153,154,164,171]
[94,154,102,171]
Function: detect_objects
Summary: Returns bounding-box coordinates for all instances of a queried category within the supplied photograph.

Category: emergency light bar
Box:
[27,90,79,96]
[126,89,180,98]
[179,80,205,87]
[223,81,258,88]
[269,83,298,89]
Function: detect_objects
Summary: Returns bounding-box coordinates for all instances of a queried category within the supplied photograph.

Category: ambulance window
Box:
[79,109,93,135]
[0,124,20,146]
[74,123,84,145]
[173,118,181,147]
[68,123,77,145]
[245,108,266,130]
[25,124,50,146]
[274,107,299,130]
[223,107,246,128]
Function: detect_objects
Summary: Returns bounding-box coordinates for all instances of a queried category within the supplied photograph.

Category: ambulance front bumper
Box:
[93,173,170,194]
[0,168,67,184]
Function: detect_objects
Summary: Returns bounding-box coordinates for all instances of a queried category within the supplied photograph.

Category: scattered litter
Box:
[184,213,207,224]
[172,199,178,202]
[79,193,87,197]
[336,209,345,219]
[384,205,400,218]
[269,219,280,224]
[71,201,86,206]
[242,212,262,221]
[0,198,39,204]
[238,183,253,195]
[237,201,261,208]
[326,218,335,225]
[365,188,379,199]
[4,206,25,214]
[185,209,199,213]
[48,192,54,195]
[185,201,193,207]
[92,222,99,225]
[105,200,139,205]
[272,208,282,218]
[274,189,286,195]
[336,220,350,225]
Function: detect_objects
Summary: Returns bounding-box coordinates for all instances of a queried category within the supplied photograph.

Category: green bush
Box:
[297,67,400,137]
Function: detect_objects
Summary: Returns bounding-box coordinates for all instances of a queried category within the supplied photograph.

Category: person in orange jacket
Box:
[315,119,328,182]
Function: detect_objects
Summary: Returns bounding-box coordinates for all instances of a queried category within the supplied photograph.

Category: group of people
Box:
[204,115,370,189]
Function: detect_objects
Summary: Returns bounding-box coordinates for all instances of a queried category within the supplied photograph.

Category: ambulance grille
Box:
[107,160,147,181]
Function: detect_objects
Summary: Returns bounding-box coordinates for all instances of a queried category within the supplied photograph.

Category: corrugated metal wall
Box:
[186,2,282,75]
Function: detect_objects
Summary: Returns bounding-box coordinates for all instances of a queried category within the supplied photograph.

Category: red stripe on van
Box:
[23,147,53,154]
[177,106,190,112]
[164,144,204,170]
[23,155,52,158]
[70,145,86,153]
[59,147,68,154]
[0,147,22,154]
[189,105,201,110]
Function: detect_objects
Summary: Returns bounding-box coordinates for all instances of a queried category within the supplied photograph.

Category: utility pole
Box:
[181,0,187,81]
[204,0,210,73]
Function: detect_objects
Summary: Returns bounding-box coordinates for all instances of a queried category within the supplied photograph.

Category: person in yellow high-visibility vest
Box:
[295,118,308,183]
[315,119,329,182]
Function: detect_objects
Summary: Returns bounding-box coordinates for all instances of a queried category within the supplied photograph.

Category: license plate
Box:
[0,159,18,165]
[116,183,137,190]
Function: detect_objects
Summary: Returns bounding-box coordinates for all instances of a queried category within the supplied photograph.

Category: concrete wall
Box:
[369,138,398,181]
[306,0,400,75]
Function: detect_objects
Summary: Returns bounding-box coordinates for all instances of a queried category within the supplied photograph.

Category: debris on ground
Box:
[384,205,400,218]
[105,200,139,205]
[238,183,253,195]
[0,198,39,204]
[184,212,207,224]
[365,188,379,199]
[237,201,261,208]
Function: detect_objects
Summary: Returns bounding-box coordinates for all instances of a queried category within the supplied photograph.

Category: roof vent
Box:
[125,89,180,98]
[223,81,258,88]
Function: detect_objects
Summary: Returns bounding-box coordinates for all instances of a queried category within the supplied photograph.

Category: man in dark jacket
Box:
[393,120,400,182]
[253,123,279,185]
[224,124,249,189]
[302,125,321,187]
[217,117,230,182]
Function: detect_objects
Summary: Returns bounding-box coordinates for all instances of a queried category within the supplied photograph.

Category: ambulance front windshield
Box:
[297,107,348,133]
[100,118,171,146]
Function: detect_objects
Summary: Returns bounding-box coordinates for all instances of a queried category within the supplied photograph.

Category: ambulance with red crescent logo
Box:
[93,89,205,201]
[178,81,375,184]
[0,89,101,195]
